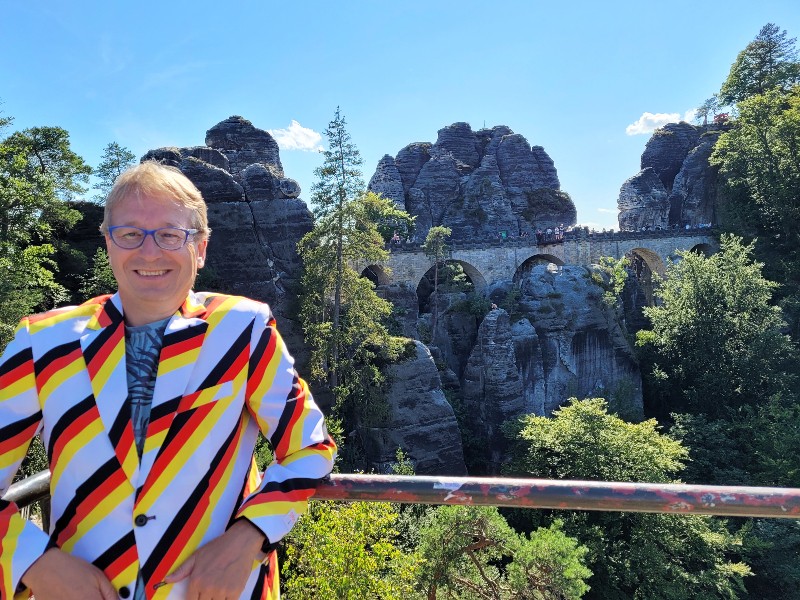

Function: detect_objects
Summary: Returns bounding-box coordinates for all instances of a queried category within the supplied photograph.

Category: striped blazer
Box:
[0,291,336,599]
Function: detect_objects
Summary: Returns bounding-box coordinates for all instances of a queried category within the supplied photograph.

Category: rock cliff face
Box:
[359,341,467,475]
[437,265,642,473]
[368,122,576,241]
[619,122,720,229]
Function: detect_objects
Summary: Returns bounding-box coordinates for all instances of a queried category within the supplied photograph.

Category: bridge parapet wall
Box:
[376,229,718,289]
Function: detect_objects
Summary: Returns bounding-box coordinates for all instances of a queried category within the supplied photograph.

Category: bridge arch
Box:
[361,264,391,286]
[417,259,487,292]
[416,259,488,313]
[513,253,565,284]
[625,247,665,276]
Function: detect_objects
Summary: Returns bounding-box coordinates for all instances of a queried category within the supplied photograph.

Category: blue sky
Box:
[2,1,799,231]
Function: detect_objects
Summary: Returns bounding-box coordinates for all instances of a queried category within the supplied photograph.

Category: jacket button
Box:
[134,514,149,527]
[119,586,131,598]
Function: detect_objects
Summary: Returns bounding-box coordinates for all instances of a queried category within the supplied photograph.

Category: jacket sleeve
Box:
[235,306,336,545]
[0,319,53,599]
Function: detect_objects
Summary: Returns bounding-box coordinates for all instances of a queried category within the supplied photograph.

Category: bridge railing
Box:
[388,227,718,253]
[5,470,799,519]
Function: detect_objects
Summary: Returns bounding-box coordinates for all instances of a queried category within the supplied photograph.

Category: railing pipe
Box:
[5,470,800,519]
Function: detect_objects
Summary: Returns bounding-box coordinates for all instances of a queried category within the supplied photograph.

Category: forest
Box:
[2,23,800,600]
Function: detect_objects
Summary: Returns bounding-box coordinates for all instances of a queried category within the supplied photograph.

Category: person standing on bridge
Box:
[0,161,336,600]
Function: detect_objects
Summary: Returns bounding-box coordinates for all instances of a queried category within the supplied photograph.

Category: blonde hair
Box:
[100,161,211,238]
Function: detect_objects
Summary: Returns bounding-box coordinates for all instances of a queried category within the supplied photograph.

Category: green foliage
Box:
[711,83,800,337]
[93,142,135,202]
[670,397,800,488]
[299,110,414,469]
[500,284,521,317]
[416,505,591,600]
[0,123,89,343]
[505,399,687,483]
[695,94,721,125]
[739,519,800,599]
[593,256,630,309]
[438,262,472,293]
[0,245,69,346]
[522,188,574,222]
[253,433,274,472]
[508,521,592,600]
[78,248,117,298]
[636,234,796,418]
[310,106,364,217]
[504,399,751,600]
[422,226,452,263]
[718,24,800,105]
[422,226,452,334]
[360,191,415,242]
[281,500,421,599]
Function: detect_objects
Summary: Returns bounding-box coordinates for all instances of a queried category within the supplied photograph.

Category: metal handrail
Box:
[5,470,800,519]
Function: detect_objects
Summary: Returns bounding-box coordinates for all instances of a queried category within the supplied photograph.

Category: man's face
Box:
[105,192,207,326]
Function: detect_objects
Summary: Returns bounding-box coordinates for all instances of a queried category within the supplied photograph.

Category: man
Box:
[0,161,336,599]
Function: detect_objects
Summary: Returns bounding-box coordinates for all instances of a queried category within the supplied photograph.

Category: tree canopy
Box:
[719,23,800,105]
[0,124,90,344]
[636,234,796,418]
[93,141,135,202]
[504,399,751,600]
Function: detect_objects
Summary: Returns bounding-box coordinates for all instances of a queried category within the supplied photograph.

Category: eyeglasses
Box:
[108,226,199,250]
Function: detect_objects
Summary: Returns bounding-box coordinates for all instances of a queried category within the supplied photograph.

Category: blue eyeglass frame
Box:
[107,226,199,250]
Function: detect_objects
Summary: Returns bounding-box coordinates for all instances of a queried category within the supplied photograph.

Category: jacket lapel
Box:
[80,293,139,487]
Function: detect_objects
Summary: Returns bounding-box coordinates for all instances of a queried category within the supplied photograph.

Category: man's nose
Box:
[138,233,164,256]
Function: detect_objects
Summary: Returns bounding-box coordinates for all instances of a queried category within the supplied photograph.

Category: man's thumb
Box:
[162,556,195,584]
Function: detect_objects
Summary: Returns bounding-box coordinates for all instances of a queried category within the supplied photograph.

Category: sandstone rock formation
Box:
[668,132,721,226]
[443,265,642,473]
[618,168,669,232]
[368,122,576,241]
[619,122,720,230]
[641,122,701,190]
[358,341,467,475]
[461,309,525,472]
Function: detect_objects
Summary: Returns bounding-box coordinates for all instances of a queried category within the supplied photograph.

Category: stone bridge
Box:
[362,228,718,291]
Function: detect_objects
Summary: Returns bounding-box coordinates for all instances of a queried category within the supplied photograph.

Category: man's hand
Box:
[161,519,266,599]
[21,548,117,600]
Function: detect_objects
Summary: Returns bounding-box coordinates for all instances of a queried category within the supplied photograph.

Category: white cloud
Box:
[625,109,698,136]
[268,120,324,152]
[597,207,616,214]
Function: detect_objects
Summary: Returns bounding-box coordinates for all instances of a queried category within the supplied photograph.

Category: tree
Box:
[710,84,800,337]
[299,192,412,431]
[308,107,365,391]
[299,113,414,465]
[93,142,136,202]
[719,23,800,105]
[79,248,117,298]
[421,225,452,336]
[695,94,721,126]
[416,505,591,599]
[504,399,751,600]
[636,234,797,419]
[0,124,89,344]
[281,500,421,599]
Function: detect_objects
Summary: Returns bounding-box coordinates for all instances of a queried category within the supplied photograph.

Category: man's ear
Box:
[196,238,208,269]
